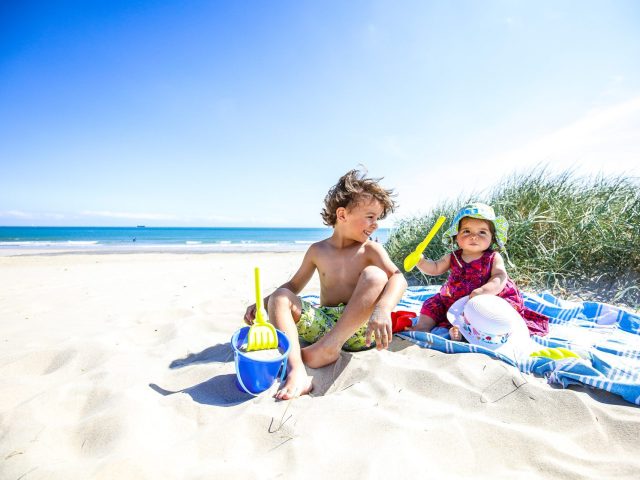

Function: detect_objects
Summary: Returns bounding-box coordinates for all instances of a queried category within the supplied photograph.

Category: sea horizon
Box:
[0,226,391,255]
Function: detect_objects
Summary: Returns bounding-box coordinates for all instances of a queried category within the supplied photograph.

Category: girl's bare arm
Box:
[470,252,508,297]
[417,253,451,276]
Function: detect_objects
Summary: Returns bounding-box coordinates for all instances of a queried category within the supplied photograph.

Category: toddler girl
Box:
[410,203,548,340]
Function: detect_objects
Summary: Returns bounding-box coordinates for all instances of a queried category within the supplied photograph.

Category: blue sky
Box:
[1,0,639,227]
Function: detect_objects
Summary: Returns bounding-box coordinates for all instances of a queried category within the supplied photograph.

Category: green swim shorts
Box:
[297,298,372,352]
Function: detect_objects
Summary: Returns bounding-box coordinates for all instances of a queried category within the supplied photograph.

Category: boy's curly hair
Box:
[321,169,397,226]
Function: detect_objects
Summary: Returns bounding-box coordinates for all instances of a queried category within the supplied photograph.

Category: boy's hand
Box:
[365,305,393,350]
[244,304,257,325]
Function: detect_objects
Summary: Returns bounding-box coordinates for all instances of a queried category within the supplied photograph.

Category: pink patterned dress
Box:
[420,249,549,336]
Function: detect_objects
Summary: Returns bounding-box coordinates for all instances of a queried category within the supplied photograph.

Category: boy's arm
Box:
[365,242,408,349]
[272,247,316,297]
[244,246,317,324]
[417,253,451,276]
[470,252,508,297]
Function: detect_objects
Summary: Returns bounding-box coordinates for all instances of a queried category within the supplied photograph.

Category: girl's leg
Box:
[410,314,437,332]
[409,310,462,340]
[410,294,445,332]
[449,326,463,341]
[267,288,313,400]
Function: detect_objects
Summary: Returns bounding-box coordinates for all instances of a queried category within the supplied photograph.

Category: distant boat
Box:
[136,225,146,228]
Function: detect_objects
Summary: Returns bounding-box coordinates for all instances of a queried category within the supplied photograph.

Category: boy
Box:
[244,169,407,400]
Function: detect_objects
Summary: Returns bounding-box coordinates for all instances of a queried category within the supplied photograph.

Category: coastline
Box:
[1,252,639,479]
[0,244,311,257]
[0,226,391,258]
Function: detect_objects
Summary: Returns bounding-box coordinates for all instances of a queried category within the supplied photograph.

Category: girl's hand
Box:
[469,288,484,299]
[365,305,393,350]
[244,304,257,325]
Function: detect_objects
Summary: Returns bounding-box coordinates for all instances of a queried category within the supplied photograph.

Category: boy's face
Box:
[337,199,383,242]
[456,217,493,253]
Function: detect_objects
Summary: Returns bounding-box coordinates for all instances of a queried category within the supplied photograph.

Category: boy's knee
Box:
[268,288,295,307]
[360,265,388,288]
[268,288,302,316]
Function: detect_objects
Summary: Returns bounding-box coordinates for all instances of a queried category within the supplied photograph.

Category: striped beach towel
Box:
[395,286,640,406]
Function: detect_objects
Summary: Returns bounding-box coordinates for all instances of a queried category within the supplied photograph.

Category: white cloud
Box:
[394,95,640,220]
[1,210,34,219]
[0,211,67,224]
[489,95,640,174]
[75,211,299,226]
[43,213,66,220]
[81,211,178,220]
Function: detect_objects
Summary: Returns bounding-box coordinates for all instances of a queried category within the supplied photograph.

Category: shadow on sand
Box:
[149,342,252,406]
[169,343,234,369]
[152,340,361,405]
[149,374,253,406]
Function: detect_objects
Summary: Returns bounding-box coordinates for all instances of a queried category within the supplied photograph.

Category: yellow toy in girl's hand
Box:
[404,216,447,272]
[530,347,579,360]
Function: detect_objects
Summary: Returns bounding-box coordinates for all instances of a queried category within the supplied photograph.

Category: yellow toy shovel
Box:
[530,347,580,360]
[403,216,447,272]
[246,267,278,352]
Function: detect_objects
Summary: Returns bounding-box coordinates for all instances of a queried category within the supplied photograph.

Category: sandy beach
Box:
[1,252,639,479]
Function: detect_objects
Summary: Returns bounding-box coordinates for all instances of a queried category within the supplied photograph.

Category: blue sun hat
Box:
[442,203,509,251]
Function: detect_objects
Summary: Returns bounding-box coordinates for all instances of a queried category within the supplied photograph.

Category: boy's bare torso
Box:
[312,239,376,307]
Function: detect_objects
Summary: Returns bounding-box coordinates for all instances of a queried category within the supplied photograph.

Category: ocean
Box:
[0,226,391,254]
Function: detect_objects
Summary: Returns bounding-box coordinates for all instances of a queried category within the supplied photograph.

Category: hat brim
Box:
[446,296,539,360]
[441,208,508,251]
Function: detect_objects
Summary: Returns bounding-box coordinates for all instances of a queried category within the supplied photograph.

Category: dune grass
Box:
[386,169,640,310]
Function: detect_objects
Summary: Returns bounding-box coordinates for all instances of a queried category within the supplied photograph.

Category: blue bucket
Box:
[231,326,291,395]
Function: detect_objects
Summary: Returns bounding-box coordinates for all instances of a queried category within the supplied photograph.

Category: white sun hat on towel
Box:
[447,294,539,360]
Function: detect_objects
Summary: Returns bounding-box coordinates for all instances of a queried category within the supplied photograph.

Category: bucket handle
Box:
[235,356,288,396]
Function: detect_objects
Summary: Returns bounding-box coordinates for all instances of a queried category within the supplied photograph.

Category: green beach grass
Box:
[387,169,640,310]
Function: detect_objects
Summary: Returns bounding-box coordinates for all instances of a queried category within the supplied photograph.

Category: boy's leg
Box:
[302,265,388,369]
[267,288,313,400]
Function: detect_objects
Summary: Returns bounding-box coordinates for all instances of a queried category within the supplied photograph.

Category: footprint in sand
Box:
[43,348,78,374]
[1,348,77,376]
[75,413,122,457]
[80,386,116,417]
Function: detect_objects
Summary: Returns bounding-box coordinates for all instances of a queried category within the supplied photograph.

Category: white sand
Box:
[241,348,285,360]
[1,252,639,479]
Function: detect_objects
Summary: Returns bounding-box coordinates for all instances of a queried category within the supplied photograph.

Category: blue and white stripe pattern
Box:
[395,286,640,406]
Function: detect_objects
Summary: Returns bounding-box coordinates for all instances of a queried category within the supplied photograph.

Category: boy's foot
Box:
[449,326,462,341]
[301,342,341,369]
[275,369,313,400]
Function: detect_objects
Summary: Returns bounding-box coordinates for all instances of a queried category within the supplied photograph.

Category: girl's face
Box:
[456,217,493,253]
